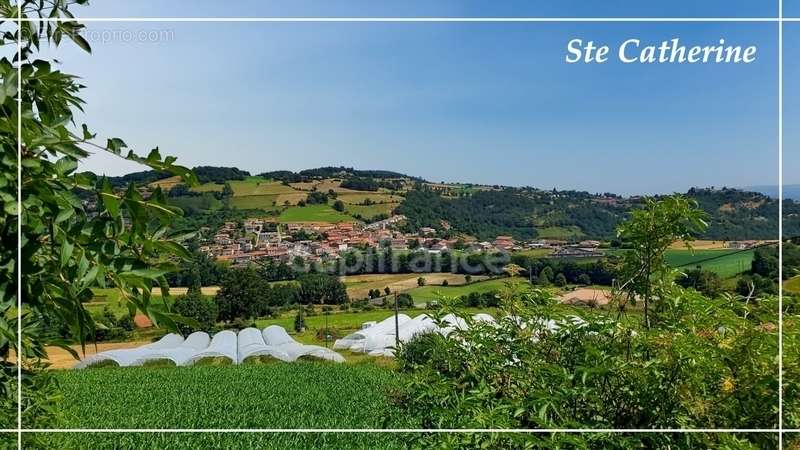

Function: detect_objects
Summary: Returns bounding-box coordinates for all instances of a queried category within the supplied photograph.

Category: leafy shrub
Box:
[118,314,134,332]
[396,284,778,448]
[677,268,723,298]
[396,293,414,308]
[396,332,450,373]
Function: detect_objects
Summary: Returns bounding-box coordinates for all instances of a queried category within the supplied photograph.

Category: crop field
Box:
[193,177,297,196]
[277,205,353,223]
[664,248,755,278]
[341,273,486,299]
[406,277,529,303]
[345,202,398,220]
[229,194,280,210]
[29,432,418,449]
[336,192,402,204]
[38,363,417,446]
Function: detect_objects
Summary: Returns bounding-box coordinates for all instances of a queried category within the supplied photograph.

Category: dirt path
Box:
[44,341,151,370]
[558,288,612,306]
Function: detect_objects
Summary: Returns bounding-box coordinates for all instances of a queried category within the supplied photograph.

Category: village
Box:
[198,214,613,267]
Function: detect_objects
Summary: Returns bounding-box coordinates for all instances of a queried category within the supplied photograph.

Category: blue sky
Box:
[75,1,777,19]
[787,24,800,187]
[34,2,790,195]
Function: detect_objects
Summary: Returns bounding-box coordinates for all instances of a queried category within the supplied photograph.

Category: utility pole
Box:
[394,291,400,349]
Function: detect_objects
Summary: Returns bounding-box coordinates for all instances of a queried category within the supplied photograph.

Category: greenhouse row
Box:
[75,325,345,368]
[334,313,497,357]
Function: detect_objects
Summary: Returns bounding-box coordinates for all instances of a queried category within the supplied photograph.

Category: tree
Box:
[5,0,198,432]
[296,273,348,305]
[397,293,414,308]
[616,195,708,328]
[332,200,345,212]
[384,286,391,296]
[417,277,426,287]
[221,182,234,198]
[577,274,591,285]
[677,269,722,298]
[539,267,553,285]
[215,267,266,321]
[554,273,567,287]
[173,292,219,335]
[465,275,472,284]
[442,280,449,287]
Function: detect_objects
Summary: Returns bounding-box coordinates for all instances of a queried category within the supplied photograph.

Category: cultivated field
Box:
[342,273,486,299]
[405,277,528,303]
[277,204,353,223]
[38,363,417,446]
[664,248,755,278]
[344,202,398,220]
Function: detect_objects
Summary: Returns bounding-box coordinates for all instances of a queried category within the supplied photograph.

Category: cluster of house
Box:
[197,215,606,267]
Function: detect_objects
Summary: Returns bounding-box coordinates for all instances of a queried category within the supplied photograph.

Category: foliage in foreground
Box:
[396,284,778,449]
[1,0,196,436]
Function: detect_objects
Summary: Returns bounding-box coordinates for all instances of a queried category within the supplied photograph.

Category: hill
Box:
[105,166,797,241]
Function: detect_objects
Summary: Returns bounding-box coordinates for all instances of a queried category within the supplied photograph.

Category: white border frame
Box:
[10,3,791,449]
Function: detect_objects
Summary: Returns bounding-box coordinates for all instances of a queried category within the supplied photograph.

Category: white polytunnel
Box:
[131,331,211,366]
[237,327,291,363]
[438,313,468,336]
[472,313,495,323]
[365,314,438,356]
[333,314,411,352]
[74,333,185,368]
[186,330,238,365]
[262,325,345,363]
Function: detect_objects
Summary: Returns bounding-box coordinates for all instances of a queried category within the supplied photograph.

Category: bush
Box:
[554,273,567,287]
[577,274,591,285]
[396,285,778,448]
[396,293,414,308]
[173,291,219,334]
[118,314,134,332]
[441,280,449,287]
[396,332,450,372]
[677,269,723,298]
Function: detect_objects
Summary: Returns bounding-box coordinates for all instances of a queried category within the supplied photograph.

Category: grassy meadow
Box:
[664,248,755,278]
[787,276,800,296]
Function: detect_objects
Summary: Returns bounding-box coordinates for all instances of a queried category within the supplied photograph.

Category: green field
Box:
[664,248,755,278]
[27,433,417,449]
[406,277,529,303]
[344,203,398,220]
[229,194,280,210]
[786,276,800,295]
[277,204,353,223]
[37,363,416,448]
[192,177,296,196]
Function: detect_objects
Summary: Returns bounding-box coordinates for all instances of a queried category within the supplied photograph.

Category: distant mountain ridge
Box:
[741,185,800,201]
